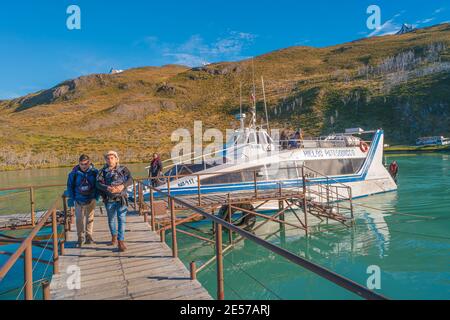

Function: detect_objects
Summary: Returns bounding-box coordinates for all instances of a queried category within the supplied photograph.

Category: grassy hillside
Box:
[0,23,449,170]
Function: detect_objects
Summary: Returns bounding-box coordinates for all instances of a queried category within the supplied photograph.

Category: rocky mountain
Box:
[0,23,449,170]
[396,24,416,35]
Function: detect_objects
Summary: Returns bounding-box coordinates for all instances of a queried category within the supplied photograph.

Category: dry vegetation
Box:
[0,24,449,170]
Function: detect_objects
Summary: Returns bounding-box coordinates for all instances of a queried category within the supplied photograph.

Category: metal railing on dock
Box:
[132,165,387,300]
[138,184,387,300]
[0,184,66,229]
[0,197,64,300]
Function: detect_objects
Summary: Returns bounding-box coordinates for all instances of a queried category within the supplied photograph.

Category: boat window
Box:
[201,172,244,185]
[258,131,268,145]
[304,158,365,176]
[201,165,266,186]
[247,133,256,144]
[265,161,299,180]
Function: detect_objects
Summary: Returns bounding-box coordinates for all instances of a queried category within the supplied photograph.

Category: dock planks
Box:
[50,207,212,300]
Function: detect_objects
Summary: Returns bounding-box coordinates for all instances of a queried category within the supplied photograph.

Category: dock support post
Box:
[30,187,35,227]
[160,229,165,243]
[190,261,197,280]
[52,209,59,274]
[215,223,224,300]
[170,198,178,258]
[24,245,33,300]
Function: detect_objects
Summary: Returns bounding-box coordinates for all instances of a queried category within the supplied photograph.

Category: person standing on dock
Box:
[67,154,99,247]
[149,153,163,187]
[96,151,133,252]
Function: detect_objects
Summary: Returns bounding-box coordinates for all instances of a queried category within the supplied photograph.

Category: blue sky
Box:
[0,0,448,99]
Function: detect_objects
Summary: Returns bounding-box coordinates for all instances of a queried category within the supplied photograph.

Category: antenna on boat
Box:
[250,58,257,129]
[237,81,246,130]
[261,76,270,132]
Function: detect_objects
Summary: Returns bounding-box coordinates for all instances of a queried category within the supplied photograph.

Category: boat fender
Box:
[360,141,369,153]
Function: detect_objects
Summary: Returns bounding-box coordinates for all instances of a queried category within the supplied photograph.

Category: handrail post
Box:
[197,175,201,206]
[60,239,65,256]
[215,223,224,300]
[349,188,354,221]
[190,261,197,280]
[170,198,178,258]
[30,187,35,227]
[326,178,330,206]
[253,170,258,199]
[160,229,165,243]
[301,166,309,234]
[24,245,33,300]
[143,185,148,222]
[150,188,156,231]
[52,209,59,275]
[138,181,143,216]
[62,194,69,238]
[133,179,137,209]
[41,280,51,300]
[227,194,233,244]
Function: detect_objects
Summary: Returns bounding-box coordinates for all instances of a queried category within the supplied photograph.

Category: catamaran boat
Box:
[129,109,398,211]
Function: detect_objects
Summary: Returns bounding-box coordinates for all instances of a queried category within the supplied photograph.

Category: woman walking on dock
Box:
[96,151,133,252]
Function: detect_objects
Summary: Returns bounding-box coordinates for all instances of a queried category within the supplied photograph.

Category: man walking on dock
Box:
[67,154,99,247]
[96,151,133,252]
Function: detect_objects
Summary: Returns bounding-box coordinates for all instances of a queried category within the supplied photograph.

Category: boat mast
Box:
[261,76,270,132]
[239,81,245,130]
[250,58,257,129]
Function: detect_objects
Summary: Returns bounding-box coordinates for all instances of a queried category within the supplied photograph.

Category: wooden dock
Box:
[49,208,212,300]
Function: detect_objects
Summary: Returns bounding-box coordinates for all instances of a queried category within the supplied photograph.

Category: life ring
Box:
[360,141,369,153]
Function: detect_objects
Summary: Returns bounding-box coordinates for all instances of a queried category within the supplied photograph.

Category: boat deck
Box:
[49,207,212,300]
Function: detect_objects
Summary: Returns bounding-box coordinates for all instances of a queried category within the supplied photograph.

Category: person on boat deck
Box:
[288,131,301,149]
[67,154,99,247]
[149,153,163,187]
[96,151,133,252]
[389,161,399,182]
[280,129,289,150]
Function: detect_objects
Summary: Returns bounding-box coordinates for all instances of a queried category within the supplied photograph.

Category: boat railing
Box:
[278,139,372,150]
[153,142,264,173]
[155,136,372,174]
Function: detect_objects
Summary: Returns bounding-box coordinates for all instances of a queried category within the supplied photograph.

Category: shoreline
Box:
[1,150,449,172]
[384,145,450,154]
[0,161,150,173]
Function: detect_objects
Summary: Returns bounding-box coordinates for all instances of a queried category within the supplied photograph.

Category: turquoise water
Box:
[172,153,450,300]
[1,155,449,299]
